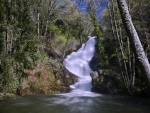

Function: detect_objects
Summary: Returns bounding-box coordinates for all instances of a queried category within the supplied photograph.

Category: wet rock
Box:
[0,93,16,100]
[62,67,78,85]
[90,69,120,94]
[90,71,99,80]
[89,54,100,71]
[66,42,80,55]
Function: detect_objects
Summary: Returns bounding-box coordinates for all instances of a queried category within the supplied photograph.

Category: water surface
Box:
[0,94,150,113]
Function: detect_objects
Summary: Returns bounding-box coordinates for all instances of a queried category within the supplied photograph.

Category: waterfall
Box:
[63,36,100,97]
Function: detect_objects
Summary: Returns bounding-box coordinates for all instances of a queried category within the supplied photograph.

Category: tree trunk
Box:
[127,36,131,81]
[37,11,40,40]
[62,28,70,61]
[111,0,130,87]
[78,27,83,45]
[130,52,135,88]
[117,0,150,85]
[107,0,128,87]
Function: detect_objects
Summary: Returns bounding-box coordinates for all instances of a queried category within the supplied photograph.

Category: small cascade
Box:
[63,36,99,97]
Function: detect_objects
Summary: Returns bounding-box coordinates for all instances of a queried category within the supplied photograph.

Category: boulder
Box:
[90,69,120,94]
[90,71,99,81]
[65,69,78,85]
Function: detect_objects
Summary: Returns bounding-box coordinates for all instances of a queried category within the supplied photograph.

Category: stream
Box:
[0,94,150,113]
[0,36,150,113]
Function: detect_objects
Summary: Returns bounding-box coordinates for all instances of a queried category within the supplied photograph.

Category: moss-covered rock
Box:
[16,64,76,96]
[0,93,16,100]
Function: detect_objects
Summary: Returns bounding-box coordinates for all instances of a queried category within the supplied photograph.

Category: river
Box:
[0,36,150,113]
[0,94,150,113]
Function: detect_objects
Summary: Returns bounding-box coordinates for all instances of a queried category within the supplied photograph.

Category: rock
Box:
[67,42,80,55]
[19,65,75,96]
[90,71,104,86]
[97,69,104,75]
[62,67,78,85]
[90,69,119,94]
[90,71,99,80]
[89,54,100,71]
[0,93,16,100]
[56,80,61,85]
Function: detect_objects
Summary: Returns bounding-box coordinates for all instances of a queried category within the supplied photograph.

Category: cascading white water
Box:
[63,36,100,97]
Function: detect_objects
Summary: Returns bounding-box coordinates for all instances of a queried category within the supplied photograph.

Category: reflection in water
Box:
[0,94,150,113]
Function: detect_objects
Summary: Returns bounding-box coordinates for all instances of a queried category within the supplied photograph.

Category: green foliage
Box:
[0,0,45,93]
[98,0,150,96]
[0,58,18,93]
[90,13,108,67]
[6,78,20,93]
[49,57,62,71]
[0,1,5,58]
[0,0,94,94]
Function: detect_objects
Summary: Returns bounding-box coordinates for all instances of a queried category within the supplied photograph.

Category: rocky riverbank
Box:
[90,69,121,94]
[0,64,78,100]
[90,69,150,97]
[0,93,16,100]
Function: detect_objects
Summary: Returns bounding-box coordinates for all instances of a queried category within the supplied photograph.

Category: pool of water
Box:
[0,94,150,113]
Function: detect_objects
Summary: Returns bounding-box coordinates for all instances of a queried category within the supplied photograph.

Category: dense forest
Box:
[0,0,150,99]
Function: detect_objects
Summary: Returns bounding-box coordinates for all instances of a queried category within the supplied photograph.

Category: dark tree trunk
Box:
[107,0,130,88]
[117,0,150,85]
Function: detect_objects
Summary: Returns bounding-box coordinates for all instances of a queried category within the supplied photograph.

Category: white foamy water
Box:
[62,36,100,97]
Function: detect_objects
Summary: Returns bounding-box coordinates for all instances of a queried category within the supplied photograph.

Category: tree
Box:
[117,0,150,85]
